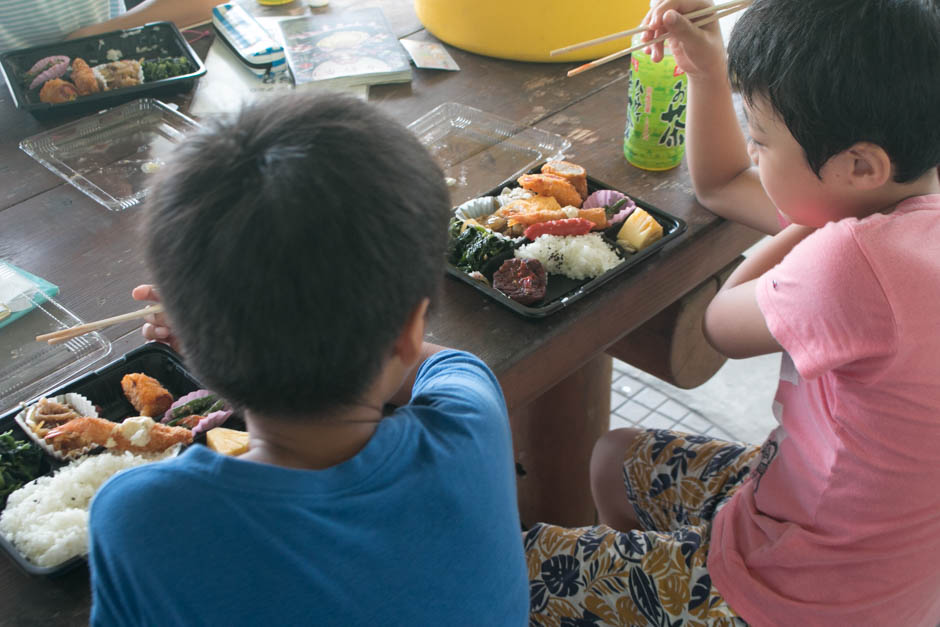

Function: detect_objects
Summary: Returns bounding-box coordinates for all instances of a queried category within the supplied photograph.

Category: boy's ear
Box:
[393,298,429,366]
[837,142,893,190]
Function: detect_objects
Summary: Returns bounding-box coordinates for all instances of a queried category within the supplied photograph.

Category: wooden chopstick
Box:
[36,304,164,345]
[566,3,748,78]
[180,19,212,31]
[550,0,750,57]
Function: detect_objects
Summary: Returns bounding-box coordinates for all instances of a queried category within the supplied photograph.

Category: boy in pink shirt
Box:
[525,0,940,625]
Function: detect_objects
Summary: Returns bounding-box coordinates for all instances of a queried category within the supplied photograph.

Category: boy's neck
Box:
[239,406,383,470]
[854,169,940,219]
[234,343,415,471]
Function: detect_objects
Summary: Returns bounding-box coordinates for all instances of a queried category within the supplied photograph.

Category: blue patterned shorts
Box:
[525,429,760,626]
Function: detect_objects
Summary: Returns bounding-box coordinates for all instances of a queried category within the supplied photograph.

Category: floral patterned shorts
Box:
[525,429,761,627]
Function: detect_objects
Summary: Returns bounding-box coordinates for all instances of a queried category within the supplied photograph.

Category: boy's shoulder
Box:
[833,194,940,256]
[414,349,499,391]
[90,447,211,521]
[411,349,506,417]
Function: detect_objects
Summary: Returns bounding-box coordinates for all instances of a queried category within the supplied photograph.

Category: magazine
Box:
[278,8,412,89]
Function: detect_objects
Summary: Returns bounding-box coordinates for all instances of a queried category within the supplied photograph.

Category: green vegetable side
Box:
[141,57,195,82]
[166,393,219,426]
[446,218,519,278]
[0,430,43,509]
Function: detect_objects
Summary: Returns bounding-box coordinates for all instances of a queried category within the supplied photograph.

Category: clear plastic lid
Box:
[18,98,202,211]
[0,260,111,416]
[407,102,571,206]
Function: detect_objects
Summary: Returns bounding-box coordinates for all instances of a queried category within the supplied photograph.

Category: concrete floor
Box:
[609,353,779,445]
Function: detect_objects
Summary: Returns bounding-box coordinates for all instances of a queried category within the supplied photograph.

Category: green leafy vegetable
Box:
[447,217,463,241]
[141,57,195,82]
[0,430,43,509]
[447,218,518,277]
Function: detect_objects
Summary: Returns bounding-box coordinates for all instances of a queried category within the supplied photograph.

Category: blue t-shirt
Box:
[89,350,528,626]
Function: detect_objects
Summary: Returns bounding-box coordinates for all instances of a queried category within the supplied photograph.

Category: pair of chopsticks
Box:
[553,0,752,78]
[35,304,164,345]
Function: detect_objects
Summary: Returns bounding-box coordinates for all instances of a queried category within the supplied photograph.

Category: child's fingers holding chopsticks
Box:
[132,283,168,327]
[645,0,729,62]
[132,283,179,350]
[131,283,162,307]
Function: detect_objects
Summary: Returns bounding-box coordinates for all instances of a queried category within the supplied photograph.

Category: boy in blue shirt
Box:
[89,93,529,626]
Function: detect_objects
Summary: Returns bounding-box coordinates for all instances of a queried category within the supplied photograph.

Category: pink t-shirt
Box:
[709,195,940,626]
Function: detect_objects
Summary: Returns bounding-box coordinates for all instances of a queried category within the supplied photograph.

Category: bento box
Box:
[0,343,243,576]
[446,162,687,317]
[0,21,206,114]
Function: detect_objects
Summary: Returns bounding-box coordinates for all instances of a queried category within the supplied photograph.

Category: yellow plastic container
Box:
[414,0,649,63]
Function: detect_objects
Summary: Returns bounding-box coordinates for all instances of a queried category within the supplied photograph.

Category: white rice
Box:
[0,449,175,567]
[515,233,622,280]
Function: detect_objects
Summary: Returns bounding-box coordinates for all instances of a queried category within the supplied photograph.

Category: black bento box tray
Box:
[446,167,688,317]
[0,21,206,114]
[0,342,202,576]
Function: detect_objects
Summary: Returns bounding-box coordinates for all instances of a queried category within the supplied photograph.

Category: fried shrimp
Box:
[43,417,117,455]
[517,173,583,208]
[121,373,174,417]
[109,417,193,453]
[70,58,100,96]
[44,416,193,456]
[496,196,568,226]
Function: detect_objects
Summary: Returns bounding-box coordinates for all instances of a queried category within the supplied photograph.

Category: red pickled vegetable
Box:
[523,217,594,240]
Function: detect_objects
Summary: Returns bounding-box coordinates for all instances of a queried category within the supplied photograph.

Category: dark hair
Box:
[144,93,451,415]
[727,0,940,182]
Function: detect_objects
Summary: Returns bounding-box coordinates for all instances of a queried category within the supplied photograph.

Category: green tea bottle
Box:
[623,34,688,171]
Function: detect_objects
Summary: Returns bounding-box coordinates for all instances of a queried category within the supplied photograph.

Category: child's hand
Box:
[131,284,180,352]
[642,0,727,79]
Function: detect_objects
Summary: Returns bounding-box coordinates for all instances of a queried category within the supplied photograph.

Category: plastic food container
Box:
[408,102,572,207]
[0,343,204,576]
[0,260,111,417]
[446,164,687,317]
[407,103,686,316]
[19,98,203,211]
[0,21,206,114]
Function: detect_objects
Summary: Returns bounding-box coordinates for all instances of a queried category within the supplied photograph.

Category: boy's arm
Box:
[67,0,217,40]
[703,224,815,357]
[644,1,781,235]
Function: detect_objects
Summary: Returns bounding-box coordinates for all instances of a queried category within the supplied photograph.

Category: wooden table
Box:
[0,1,762,623]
